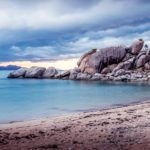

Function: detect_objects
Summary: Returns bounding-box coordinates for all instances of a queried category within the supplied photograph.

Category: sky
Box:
[0,0,150,69]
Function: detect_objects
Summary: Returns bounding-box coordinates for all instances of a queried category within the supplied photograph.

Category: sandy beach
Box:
[0,101,150,150]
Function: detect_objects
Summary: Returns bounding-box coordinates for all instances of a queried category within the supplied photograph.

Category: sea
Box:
[0,70,150,123]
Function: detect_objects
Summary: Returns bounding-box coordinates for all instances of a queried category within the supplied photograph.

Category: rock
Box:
[124,70,132,75]
[145,62,150,70]
[55,74,61,79]
[112,57,135,74]
[25,66,46,78]
[107,75,114,81]
[76,73,92,80]
[72,67,81,73]
[101,67,111,74]
[101,76,109,81]
[60,70,70,78]
[136,55,146,68]
[90,73,103,80]
[69,68,81,80]
[69,70,77,79]
[136,54,150,68]
[61,76,69,80]
[120,75,130,81]
[135,67,144,72]
[76,39,144,75]
[129,39,144,55]
[113,75,129,82]
[8,67,28,78]
[114,69,126,77]
[108,64,118,72]
[43,67,58,78]
[77,49,97,67]
[136,78,148,81]
[78,46,127,74]
[84,68,97,74]
[132,73,143,78]
[69,73,77,80]
[113,76,122,81]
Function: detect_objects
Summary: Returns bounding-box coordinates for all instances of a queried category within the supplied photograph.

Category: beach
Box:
[0,101,150,150]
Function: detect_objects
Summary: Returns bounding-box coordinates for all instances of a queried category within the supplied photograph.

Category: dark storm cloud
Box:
[0,0,150,62]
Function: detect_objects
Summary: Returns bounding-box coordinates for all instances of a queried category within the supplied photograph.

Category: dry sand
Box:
[0,101,150,150]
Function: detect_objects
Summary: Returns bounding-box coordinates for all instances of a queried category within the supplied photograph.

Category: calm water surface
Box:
[0,71,150,123]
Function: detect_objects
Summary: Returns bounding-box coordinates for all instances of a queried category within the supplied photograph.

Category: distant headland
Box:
[0,65,21,70]
[8,39,150,82]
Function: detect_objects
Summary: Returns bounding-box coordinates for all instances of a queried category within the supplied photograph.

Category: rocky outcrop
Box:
[78,39,144,75]
[8,67,28,78]
[43,67,58,78]
[25,67,46,78]
[8,39,150,82]
[78,46,127,74]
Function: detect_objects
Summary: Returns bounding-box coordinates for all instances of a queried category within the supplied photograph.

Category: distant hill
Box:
[0,65,21,70]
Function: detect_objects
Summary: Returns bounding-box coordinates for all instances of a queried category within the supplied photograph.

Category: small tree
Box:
[144,44,148,51]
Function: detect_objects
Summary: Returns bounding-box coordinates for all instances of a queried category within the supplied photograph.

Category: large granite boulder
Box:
[112,57,135,74]
[77,49,97,67]
[25,66,46,78]
[78,46,127,74]
[136,50,150,68]
[43,67,58,78]
[129,39,144,55]
[8,67,28,78]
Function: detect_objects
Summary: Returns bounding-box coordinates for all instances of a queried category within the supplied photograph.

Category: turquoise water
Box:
[0,71,150,123]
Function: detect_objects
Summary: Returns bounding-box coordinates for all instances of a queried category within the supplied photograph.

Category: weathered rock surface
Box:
[129,39,144,55]
[112,57,135,74]
[78,39,144,74]
[60,70,70,78]
[25,67,46,78]
[78,46,127,74]
[145,62,150,70]
[90,73,104,80]
[136,51,150,68]
[69,68,79,80]
[101,67,111,74]
[76,73,92,80]
[8,67,28,78]
[43,67,58,78]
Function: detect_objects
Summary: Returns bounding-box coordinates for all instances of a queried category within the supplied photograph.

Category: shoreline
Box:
[1,97,150,124]
[0,101,150,149]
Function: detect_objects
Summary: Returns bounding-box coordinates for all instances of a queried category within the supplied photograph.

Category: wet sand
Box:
[0,101,150,150]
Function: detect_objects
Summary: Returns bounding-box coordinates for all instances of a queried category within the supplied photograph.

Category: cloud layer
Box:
[0,0,150,62]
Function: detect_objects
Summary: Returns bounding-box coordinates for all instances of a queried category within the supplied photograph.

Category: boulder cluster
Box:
[8,39,150,82]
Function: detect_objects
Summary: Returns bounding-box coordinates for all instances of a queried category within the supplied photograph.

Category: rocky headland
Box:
[8,39,150,82]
